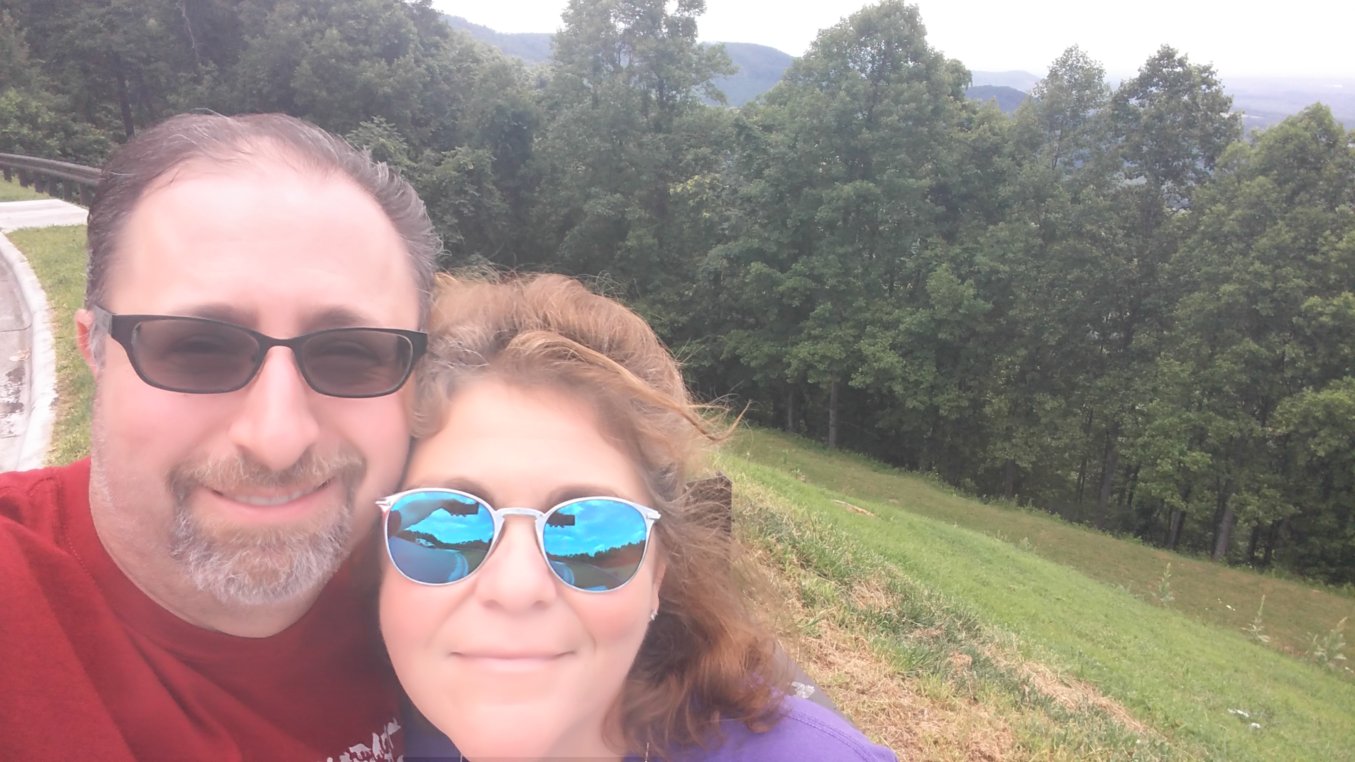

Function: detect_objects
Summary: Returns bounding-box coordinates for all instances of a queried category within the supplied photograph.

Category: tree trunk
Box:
[113,57,136,138]
[1246,523,1262,564]
[1262,520,1281,566]
[827,378,840,449]
[1212,495,1236,561]
[1095,424,1120,530]
[1121,464,1140,508]
[1166,508,1185,549]
[784,387,796,433]
[1075,408,1094,504]
[1002,459,1018,501]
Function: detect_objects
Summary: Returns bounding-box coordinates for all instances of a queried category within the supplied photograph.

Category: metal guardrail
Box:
[0,153,100,205]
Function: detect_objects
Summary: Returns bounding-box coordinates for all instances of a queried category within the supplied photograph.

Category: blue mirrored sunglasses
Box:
[378,488,661,593]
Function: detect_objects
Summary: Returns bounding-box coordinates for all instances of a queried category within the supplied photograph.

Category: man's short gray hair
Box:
[84,113,440,333]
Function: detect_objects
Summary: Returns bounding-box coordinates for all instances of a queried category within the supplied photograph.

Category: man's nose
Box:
[226,348,321,472]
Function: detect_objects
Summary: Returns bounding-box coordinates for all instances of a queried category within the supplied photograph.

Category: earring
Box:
[649,609,658,622]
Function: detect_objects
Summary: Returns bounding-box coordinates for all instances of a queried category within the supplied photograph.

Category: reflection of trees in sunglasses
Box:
[549,542,646,591]
[387,494,653,590]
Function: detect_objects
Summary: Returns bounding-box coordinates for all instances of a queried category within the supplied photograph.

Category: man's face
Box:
[79,159,421,623]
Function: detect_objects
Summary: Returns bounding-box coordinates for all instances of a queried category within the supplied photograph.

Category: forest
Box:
[3,0,1353,584]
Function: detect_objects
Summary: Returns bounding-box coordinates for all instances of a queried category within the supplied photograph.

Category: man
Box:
[0,113,438,760]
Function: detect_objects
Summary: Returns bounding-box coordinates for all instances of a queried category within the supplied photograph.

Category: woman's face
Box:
[379,379,664,760]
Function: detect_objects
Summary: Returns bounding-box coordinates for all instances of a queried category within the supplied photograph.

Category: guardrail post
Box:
[0,152,102,205]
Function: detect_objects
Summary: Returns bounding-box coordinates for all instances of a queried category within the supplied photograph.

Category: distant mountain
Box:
[713,43,794,106]
[1225,77,1355,130]
[442,20,1351,129]
[966,85,1029,113]
[444,15,791,107]
[446,16,552,64]
[969,70,1042,92]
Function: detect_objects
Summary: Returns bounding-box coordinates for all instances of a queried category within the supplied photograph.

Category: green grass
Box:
[738,428,1355,663]
[728,428,1355,760]
[6,226,92,464]
[0,176,48,201]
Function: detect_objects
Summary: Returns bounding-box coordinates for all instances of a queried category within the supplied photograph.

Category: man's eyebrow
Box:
[163,303,255,325]
[299,306,385,332]
[155,305,383,332]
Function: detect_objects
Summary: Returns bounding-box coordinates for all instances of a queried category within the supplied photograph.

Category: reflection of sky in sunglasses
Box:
[406,496,645,557]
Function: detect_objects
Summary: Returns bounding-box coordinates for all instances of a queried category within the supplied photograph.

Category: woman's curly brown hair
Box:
[413,271,784,757]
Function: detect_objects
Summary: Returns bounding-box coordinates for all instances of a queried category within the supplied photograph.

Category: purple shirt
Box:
[404,696,898,761]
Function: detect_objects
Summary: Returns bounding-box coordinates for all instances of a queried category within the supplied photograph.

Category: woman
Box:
[378,273,896,761]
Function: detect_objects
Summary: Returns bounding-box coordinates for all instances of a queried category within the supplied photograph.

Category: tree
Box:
[1140,105,1355,564]
[529,0,733,313]
[704,1,974,451]
[1082,46,1240,530]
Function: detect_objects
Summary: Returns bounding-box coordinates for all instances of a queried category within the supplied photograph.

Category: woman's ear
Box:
[649,553,666,615]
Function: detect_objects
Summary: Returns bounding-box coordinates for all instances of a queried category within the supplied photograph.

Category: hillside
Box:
[445,16,552,63]
[728,426,1355,759]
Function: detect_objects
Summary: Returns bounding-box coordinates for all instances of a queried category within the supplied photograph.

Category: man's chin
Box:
[172,508,354,607]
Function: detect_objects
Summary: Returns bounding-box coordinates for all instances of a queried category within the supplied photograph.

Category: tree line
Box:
[3,0,1353,584]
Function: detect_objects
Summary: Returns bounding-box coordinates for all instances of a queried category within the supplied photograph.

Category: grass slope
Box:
[739,428,1355,662]
[6,225,92,464]
[0,177,47,201]
[729,427,1355,760]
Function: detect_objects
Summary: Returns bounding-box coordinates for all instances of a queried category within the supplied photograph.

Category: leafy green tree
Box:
[1083,46,1240,529]
[1139,104,1354,564]
[705,0,974,451]
[5,0,194,137]
[530,0,733,315]
[975,46,1114,506]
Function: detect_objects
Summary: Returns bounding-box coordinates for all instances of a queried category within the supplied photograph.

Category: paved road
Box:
[0,198,88,232]
[0,198,78,471]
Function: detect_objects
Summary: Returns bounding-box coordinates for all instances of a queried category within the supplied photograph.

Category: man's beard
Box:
[166,449,366,606]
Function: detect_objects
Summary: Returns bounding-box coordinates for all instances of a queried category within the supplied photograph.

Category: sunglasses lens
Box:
[543,499,652,592]
[130,319,260,393]
[299,329,417,397]
[386,492,494,584]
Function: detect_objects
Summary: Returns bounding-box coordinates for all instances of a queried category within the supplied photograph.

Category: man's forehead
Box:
[138,149,332,201]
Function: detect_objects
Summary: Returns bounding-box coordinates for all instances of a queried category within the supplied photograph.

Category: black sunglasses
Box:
[92,304,427,398]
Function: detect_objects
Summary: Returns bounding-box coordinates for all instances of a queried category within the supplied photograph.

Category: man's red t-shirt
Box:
[0,460,402,761]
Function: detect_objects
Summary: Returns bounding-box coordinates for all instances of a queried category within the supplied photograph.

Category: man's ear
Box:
[74,308,99,376]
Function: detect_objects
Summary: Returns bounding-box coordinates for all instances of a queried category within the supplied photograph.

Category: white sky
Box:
[433,0,1355,80]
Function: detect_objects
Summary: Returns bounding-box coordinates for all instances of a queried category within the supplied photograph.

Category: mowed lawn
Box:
[0,177,48,201]
[738,427,1355,663]
[727,427,1355,760]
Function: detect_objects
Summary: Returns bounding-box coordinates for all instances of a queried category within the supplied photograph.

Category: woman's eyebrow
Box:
[544,485,625,506]
[407,476,496,506]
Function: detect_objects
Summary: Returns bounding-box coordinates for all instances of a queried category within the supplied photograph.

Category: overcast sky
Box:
[433,0,1355,80]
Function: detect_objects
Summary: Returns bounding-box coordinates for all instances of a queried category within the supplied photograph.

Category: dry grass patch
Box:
[987,648,1152,738]
[738,539,1018,760]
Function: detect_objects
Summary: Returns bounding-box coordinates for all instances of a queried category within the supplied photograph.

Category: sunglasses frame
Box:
[377,487,662,593]
[92,304,428,399]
